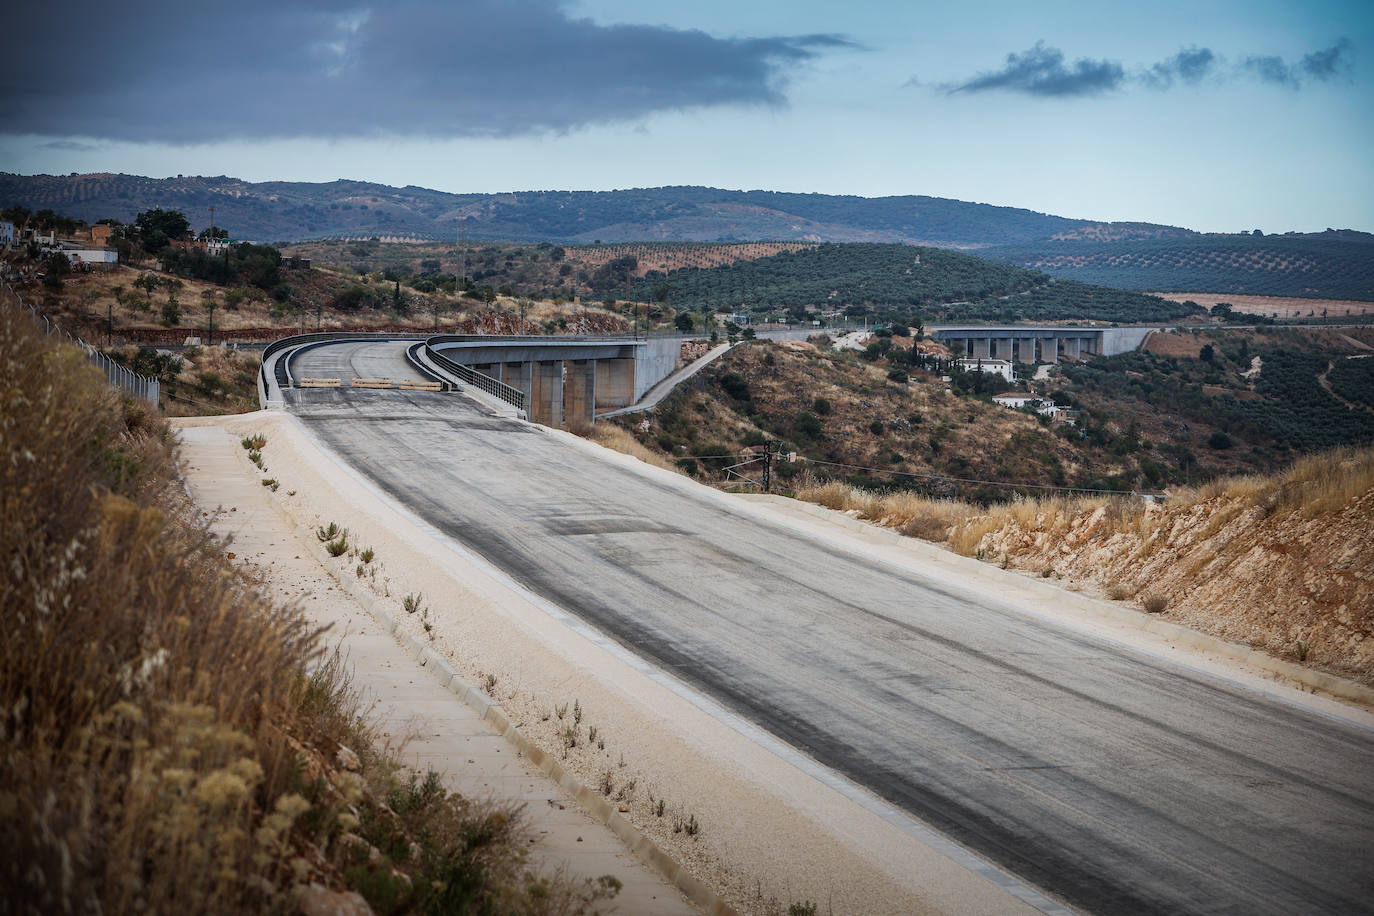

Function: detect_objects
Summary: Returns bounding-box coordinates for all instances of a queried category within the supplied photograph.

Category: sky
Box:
[2,0,1372,233]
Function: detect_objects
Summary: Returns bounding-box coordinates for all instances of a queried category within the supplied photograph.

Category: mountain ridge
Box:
[0,171,1118,245]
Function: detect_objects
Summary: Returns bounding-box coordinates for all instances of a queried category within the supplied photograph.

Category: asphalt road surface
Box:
[284,373,1374,916]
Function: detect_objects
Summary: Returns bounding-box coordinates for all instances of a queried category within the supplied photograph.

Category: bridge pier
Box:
[565,359,596,427]
[530,360,564,427]
[596,357,635,410]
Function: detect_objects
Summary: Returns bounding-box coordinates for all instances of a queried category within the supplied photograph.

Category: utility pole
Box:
[207,301,215,347]
[107,300,113,348]
[762,441,774,493]
[458,226,468,289]
[315,300,321,332]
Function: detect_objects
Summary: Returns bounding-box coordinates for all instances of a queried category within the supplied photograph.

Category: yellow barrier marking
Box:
[299,377,342,387]
[351,377,396,389]
[400,380,443,391]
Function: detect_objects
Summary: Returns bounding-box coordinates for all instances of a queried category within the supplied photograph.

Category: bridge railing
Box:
[4,280,160,407]
[425,345,526,414]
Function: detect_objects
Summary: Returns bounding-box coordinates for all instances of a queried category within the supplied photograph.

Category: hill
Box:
[982,232,1374,301]
[623,243,1201,323]
[0,172,1103,245]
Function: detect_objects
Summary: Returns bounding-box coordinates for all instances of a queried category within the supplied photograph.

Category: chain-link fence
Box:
[3,281,160,408]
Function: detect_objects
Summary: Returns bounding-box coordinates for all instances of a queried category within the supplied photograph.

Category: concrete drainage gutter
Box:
[327,559,738,915]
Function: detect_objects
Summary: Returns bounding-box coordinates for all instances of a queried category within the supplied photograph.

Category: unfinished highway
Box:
[283,346,1374,915]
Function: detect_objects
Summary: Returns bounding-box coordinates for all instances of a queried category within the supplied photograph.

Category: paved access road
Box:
[285,381,1374,916]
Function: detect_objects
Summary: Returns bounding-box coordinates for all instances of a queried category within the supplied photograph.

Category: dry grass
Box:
[590,424,682,474]
[0,302,619,914]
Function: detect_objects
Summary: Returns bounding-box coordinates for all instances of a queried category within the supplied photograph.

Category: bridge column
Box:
[1064,338,1081,360]
[1016,337,1036,365]
[507,362,532,418]
[1043,337,1059,363]
[972,338,992,359]
[993,337,1013,361]
[564,359,596,427]
[530,360,563,426]
[596,357,635,410]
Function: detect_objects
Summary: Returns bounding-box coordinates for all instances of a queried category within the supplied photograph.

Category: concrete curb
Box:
[326,556,738,916]
[757,496,1374,712]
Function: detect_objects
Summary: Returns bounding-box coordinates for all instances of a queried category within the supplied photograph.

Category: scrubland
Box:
[798,446,1374,684]
[0,302,618,913]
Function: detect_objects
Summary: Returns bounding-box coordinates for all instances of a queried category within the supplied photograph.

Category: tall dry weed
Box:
[1,304,618,914]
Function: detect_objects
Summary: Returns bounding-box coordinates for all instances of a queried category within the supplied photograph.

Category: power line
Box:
[795,455,1135,495]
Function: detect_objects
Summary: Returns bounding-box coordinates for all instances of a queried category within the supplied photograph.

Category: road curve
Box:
[284,377,1374,916]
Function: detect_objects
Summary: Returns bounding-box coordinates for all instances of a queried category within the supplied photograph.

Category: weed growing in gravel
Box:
[325,534,349,557]
[240,433,267,451]
[555,702,569,720]
[1142,594,1168,613]
[316,521,340,542]
[247,449,263,468]
[573,698,583,725]
[359,546,375,564]
[403,592,425,614]
[261,477,279,491]
[484,673,497,694]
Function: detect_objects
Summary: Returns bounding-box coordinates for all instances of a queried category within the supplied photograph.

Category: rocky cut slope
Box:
[800,447,1374,686]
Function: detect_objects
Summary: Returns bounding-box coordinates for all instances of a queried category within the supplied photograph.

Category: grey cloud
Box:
[40,139,101,151]
[1301,38,1354,80]
[948,42,1124,96]
[0,1,854,143]
[1142,46,1216,88]
[941,39,1354,98]
[1244,54,1298,87]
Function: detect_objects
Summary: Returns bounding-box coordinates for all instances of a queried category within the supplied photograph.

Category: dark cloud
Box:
[1244,54,1298,87]
[40,139,101,152]
[948,42,1124,96]
[940,39,1354,98]
[0,1,853,143]
[1142,46,1216,89]
[1301,38,1354,80]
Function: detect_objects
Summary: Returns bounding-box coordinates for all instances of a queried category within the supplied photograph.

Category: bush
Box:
[718,371,751,401]
[1208,431,1233,450]
[794,411,823,440]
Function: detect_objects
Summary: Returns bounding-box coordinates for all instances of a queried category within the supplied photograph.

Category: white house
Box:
[956,358,1015,382]
[992,393,1039,409]
[59,247,120,269]
[0,221,13,246]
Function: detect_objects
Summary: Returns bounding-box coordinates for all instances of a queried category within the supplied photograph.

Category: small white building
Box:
[992,393,1040,409]
[59,247,120,269]
[956,358,1016,382]
[206,237,232,256]
[0,221,13,246]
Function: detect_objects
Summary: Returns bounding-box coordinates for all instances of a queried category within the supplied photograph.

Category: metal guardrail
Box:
[425,345,527,414]
[403,342,456,391]
[258,331,433,399]
[3,280,160,407]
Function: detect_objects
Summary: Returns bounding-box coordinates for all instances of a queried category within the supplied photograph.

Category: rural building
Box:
[0,221,12,246]
[59,247,120,270]
[956,358,1016,382]
[991,393,1040,409]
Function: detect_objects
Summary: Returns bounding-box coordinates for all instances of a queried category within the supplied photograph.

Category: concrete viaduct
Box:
[927,326,1159,363]
[426,335,680,427]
